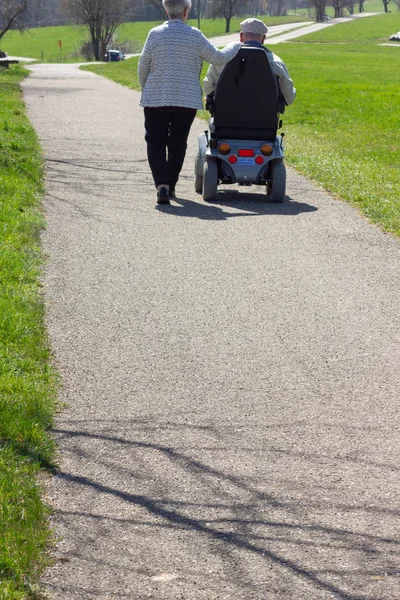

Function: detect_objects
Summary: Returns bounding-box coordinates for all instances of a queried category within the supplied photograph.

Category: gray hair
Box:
[163,0,191,18]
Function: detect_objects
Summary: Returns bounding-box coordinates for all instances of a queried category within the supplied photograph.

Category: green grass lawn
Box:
[295,9,400,42]
[0,65,58,599]
[360,0,390,10]
[289,0,387,16]
[280,12,400,235]
[0,23,88,61]
[0,15,308,61]
[81,55,140,88]
[84,13,400,235]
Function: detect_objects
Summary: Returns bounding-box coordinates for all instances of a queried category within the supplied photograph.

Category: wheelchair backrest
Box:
[213,46,279,141]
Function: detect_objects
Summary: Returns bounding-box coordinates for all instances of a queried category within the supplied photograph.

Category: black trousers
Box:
[144,107,196,189]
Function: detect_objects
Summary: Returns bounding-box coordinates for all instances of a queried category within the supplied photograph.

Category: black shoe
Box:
[169,188,176,199]
[157,186,170,205]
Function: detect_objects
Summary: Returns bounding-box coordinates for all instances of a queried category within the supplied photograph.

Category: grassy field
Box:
[84,12,399,235]
[0,15,308,61]
[0,65,58,599]
[280,12,400,235]
[289,0,387,16]
[296,8,400,42]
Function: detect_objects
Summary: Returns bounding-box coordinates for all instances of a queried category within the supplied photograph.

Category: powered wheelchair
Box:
[195,46,287,203]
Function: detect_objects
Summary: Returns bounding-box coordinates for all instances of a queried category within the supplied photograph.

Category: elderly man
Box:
[203,18,296,109]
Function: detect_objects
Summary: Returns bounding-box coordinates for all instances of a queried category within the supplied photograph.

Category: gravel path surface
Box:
[22,58,400,600]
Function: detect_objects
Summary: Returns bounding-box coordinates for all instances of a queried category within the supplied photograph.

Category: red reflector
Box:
[238,149,255,157]
[228,155,237,164]
[255,156,264,165]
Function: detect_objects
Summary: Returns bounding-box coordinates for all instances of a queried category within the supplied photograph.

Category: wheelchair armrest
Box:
[206,93,215,115]
[278,91,286,114]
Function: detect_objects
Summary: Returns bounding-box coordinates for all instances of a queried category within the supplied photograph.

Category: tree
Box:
[309,0,326,21]
[63,0,129,60]
[332,0,344,17]
[133,0,165,20]
[0,0,28,43]
[381,0,391,10]
[268,0,287,16]
[210,0,249,32]
[20,0,70,27]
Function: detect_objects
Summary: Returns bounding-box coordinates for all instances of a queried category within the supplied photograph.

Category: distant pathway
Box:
[21,23,400,600]
[209,12,382,45]
[208,21,314,47]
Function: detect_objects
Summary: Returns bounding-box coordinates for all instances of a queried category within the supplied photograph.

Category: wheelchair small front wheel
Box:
[203,160,218,202]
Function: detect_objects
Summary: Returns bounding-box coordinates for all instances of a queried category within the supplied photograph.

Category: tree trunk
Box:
[100,40,107,59]
[92,37,100,61]
[225,16,231,32]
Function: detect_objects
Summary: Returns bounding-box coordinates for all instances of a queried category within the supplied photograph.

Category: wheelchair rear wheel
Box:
[194,149,205,194]
[203,160,218,201]
[267,160,286,203]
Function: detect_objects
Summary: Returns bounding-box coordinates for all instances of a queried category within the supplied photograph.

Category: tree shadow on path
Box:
[50,424,399,600]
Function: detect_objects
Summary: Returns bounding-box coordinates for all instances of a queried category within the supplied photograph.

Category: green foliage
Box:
[0,65,58,598]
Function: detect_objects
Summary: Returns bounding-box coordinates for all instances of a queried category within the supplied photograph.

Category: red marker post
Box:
[58,40,62,61]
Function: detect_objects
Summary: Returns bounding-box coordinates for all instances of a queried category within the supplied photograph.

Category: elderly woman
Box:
[138,0,241,205]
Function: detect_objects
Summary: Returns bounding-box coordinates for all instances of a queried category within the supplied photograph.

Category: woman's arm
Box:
[200,36,242,66]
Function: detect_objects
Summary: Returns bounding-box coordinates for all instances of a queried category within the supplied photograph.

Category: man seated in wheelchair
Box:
[203,18,296,113]
[196,18,296,202]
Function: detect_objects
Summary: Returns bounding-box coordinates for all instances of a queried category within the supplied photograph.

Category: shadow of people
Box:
[156,190,317,220]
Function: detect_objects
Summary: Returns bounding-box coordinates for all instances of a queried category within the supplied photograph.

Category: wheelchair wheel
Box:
[203,160,218,201]
[194,149,205,194]
[195,132,207,194]
[267,160,286,203]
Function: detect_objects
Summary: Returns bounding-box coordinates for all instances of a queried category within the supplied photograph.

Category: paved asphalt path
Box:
[22,49,399,600]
